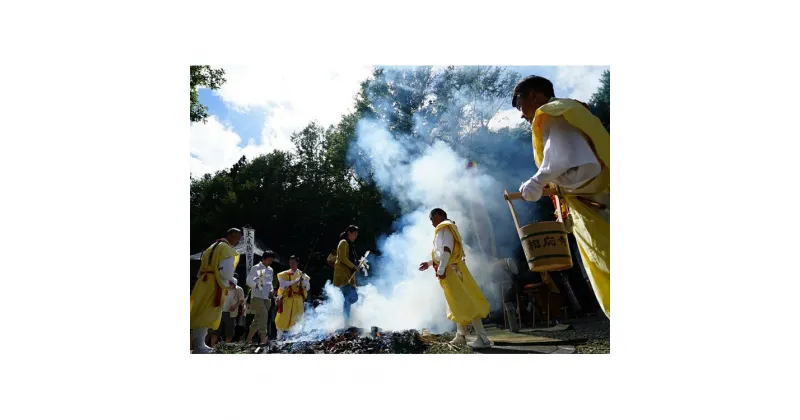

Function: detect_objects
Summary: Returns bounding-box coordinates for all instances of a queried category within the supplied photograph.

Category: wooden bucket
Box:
[504,189,572,272]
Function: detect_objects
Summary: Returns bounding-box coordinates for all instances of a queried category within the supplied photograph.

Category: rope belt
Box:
[276,287,305,314]
[432,263,462,281]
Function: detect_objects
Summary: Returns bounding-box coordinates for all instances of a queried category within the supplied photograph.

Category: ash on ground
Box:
[212,327,472,354]
[209,318,610,354]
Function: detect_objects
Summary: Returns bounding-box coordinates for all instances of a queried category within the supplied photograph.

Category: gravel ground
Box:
[527,317,610,354]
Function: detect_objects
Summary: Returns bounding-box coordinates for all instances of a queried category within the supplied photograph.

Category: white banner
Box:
[243,227,255,272]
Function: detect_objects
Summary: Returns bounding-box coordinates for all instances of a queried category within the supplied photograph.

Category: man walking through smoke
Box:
[419,208,492,348]
[332,225,361,326]
[513,75,611,318]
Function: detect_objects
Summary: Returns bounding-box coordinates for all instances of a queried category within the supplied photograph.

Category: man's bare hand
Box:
[436,271,446,280]
[418,261,430,271]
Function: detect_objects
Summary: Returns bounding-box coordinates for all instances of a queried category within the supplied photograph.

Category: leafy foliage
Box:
[588,70,610,131]
[190,66,611,297]
[190,65,227,123]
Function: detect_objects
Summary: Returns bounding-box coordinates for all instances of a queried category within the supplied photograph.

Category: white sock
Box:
[276,329,283,340]
[471,320,488,339]
[191,328,209,349]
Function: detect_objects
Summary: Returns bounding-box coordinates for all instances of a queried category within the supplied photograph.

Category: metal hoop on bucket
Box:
[504,189,573,272]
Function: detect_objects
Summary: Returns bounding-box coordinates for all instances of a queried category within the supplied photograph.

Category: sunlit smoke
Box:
[295,67,543,336]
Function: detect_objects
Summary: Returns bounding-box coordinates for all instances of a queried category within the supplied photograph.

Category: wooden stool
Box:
[522,284,540,327]
[523,284,558,327]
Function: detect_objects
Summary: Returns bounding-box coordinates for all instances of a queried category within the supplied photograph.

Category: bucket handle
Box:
[553,193,565,224]
[504,186,564,226]
[503,189,523,231]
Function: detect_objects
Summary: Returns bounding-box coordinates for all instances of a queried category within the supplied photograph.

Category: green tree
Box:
[588,70,610,132]
[190,66,548,296]
[190,114,395,296]
[190,65,227,123]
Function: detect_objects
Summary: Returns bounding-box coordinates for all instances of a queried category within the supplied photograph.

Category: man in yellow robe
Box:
[418,208,492,348]
[274,255,310,340]
[512,75,610,318]
[190,228,242,353]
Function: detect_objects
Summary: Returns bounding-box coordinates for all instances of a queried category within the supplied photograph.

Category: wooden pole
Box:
[503,187,558,202]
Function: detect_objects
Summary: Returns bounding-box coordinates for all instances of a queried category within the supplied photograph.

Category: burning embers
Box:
[211,327,473,354]
[269,327,426,354]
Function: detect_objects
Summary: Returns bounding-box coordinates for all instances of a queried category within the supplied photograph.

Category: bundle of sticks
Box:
[346,250,370,284]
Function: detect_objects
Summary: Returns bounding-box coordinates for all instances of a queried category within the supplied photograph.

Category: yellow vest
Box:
[532,98,609,169]
[199,239,240,290]
[431,220,464,265]
[276,269,308,300]
[190,239,240,329]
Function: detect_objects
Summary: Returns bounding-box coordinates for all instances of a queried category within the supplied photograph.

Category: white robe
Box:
[278,270,310,291]
[521,114,602,202]
[426,223,457,276]
[195,241,236,287]
[246,262,274,298]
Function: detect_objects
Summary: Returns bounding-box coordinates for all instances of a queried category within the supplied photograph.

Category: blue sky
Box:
[190,65,608,176]
[197,89,264,145]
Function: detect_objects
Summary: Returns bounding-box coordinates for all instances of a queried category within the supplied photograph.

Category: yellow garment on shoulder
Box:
[432,221,490,325]
[275,269,308,331]
[532,98,610,318]
[190,239,240,329]
[332,239,356,287]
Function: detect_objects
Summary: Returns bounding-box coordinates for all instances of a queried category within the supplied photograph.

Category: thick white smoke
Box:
[291,118,513,337]
[284,67,554,339]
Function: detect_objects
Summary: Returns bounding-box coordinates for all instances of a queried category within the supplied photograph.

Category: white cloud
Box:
[220,65,374,141]
[190,65,375,176]
[191,65,606,176]
[189,116,271,176]
[553,66,608,102]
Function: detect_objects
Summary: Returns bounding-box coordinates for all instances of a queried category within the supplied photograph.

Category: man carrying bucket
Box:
[418,208,492,348]
[512,75,610,319]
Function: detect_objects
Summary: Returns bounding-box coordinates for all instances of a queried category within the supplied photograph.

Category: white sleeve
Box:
[219,257,235,286]
[440,228,454,252]
[437,251,451,276]
[302,274,311,290]
[434,228,456,260]
[278,276,292,290]
[433,230,443,261]
[245,266,259,289]
[532,117,600,187]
